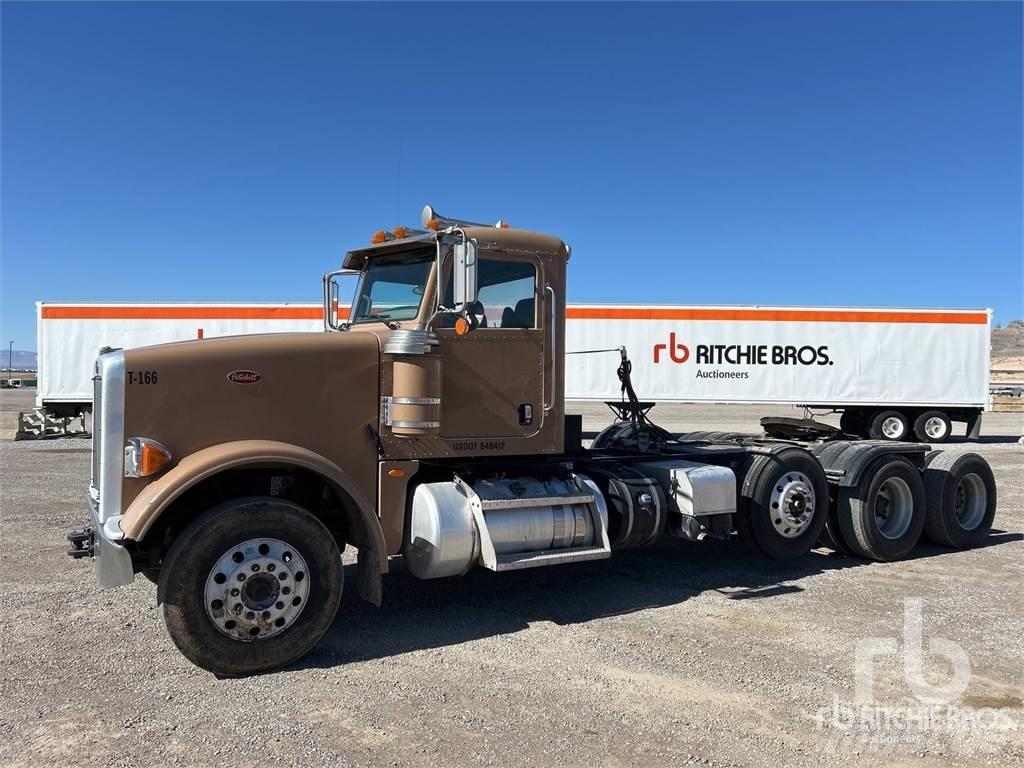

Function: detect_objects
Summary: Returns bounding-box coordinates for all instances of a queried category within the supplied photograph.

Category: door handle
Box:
[544,284,556,412]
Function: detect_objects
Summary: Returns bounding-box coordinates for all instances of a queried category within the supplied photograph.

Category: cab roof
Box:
[342,226,567,271]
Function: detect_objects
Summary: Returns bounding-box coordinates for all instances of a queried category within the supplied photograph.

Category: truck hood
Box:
[118,330,381,512]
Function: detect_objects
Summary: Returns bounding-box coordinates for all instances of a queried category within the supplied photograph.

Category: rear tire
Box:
[738,448,829,560]
[158,497,343,677]
[923,452,996,548]
[868,410,910,441]
[836,457,926,561]
[913,410,952,444]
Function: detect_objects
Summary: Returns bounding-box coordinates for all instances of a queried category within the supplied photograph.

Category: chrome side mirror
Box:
[322,269,360,330]
[452,239,478,310]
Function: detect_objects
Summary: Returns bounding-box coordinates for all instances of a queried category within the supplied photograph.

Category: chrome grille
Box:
[91,369,102,493]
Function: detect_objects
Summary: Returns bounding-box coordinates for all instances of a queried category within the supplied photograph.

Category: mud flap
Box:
[357,546,383,606]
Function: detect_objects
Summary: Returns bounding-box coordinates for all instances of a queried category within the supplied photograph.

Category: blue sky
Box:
[2,1,1021,349]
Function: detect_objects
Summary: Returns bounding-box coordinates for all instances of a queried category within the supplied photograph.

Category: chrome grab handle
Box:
[544,284,556,412]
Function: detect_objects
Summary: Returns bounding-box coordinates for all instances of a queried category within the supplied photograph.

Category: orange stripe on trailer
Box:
[40,305,986,325]
[40,306,350,320]
[565,307,989,324]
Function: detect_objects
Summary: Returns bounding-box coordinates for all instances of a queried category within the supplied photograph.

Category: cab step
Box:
[478,493,595,511]
[494,544,610,572]
[457,474,612,573]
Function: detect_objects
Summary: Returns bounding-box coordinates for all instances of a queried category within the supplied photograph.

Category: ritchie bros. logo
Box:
[653,332,833,366]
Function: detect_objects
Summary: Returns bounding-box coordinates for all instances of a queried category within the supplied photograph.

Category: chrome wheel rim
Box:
[954,473,987,530]
[769,471,816,538]
[204,538,310,642]
[924,417,947,440]
[881,417,905,440]
[874,477,913,539]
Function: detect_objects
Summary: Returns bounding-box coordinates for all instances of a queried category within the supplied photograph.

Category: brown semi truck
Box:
[68,206,999,676]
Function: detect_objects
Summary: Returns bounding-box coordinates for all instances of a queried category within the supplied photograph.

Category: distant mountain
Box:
[1,350,37,370]
[993,323,1024,359]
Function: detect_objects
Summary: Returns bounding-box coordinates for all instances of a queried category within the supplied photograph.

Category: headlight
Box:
[124,437,172,478]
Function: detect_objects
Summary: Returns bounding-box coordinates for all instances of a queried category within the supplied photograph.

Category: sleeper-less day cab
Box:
[68,207,998,676]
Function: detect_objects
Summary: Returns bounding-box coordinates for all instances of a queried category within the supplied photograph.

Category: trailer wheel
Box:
[157,497,343,677]
[913,411,951,444]
[738,449,829,560]
[923,452,996,548]
[868,410,910,441]
[836,457,926,561]
[839,410,863,437]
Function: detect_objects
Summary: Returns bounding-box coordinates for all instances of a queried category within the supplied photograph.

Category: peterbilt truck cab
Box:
[68,206,998,677]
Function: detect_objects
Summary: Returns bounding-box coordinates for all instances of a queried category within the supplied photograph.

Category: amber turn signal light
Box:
[387,468,406,478]
[370,230,387,244]
[124,437,173,478]
[454,316,470,336]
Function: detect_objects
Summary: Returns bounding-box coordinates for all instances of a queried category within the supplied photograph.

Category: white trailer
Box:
[35,301,990,442]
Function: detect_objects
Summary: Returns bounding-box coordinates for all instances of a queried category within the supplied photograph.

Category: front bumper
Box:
[66,493,134,589]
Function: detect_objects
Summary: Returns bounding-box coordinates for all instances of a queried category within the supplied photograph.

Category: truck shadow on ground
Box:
[296,529,1021,671]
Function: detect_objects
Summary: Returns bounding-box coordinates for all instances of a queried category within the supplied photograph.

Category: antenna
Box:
[394,133,403,225]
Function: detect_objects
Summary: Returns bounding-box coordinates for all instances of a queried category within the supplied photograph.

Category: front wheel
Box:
[839,409,865,437]
[158,497,343,677]
[868,410,910,441]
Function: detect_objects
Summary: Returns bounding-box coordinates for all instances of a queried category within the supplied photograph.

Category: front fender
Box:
[119,439,387,573]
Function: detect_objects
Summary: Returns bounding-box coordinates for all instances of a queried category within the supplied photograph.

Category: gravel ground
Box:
[2,403,1022,768]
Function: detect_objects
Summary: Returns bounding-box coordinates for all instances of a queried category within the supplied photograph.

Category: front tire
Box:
[868,410,910,441]
[158,497,343,677]
[839,409,865,437]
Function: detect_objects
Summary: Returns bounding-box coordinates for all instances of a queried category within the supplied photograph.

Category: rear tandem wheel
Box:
[923,451,997,548]
[738,448,830,560]
[835,456,926,561]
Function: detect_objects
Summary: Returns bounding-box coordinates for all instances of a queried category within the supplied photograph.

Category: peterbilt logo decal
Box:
[227,370,262,384]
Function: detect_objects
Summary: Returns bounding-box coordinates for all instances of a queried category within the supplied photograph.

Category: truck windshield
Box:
[350,247,434,324]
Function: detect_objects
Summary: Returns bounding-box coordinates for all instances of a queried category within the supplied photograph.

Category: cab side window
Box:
[444,259,537,329]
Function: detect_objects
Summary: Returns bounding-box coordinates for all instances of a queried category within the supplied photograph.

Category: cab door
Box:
[437,256,547,439]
